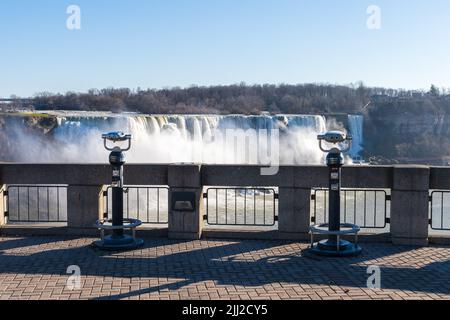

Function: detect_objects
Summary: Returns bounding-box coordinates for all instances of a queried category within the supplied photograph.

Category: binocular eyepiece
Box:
[102,132,132,142]
[102,131,132,151]
[317,131,352,153]
[317,131,352,144]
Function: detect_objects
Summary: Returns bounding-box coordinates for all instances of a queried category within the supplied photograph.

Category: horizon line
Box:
[2,81,443,99]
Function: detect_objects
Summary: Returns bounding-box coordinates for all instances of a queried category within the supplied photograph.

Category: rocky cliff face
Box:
[0,115,59,162]
[364,101,450,164]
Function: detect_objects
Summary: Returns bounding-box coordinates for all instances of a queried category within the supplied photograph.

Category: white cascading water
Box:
[44,114,328,164]
[348,115,364,160]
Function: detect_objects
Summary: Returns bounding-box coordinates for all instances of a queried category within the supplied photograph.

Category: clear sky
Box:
[1,0,450,97]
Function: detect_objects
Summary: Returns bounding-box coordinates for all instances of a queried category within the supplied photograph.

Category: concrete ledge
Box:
[0,226,168,238]
[168,164,201,188]
[201,165,393,188]
[203,230,304,241]
[391,237,429,246]
[306,232,391,244]
[203,229,391,243]
[0,164,169,186]
[429,236,450,246]
[168,232,202,240]
[0,226,97,237]
[0,226,432,245]
[342,166,392,188]
[430,167,450,190]
[393,165,430,191]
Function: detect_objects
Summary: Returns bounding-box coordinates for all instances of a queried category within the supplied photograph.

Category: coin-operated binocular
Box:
[310,131,362,257]
[103,132,131,187]
[93,132,144,250]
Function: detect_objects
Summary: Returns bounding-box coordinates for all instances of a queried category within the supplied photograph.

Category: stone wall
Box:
[0,163,449,246]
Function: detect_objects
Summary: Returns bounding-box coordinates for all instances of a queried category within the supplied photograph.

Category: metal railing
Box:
[204,187,278,227]
[5,185,68,223]
[430,191,450,231]
[311,189,389,229]
[103,186,169,224]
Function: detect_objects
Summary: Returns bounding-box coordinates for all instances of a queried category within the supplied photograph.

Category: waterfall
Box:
[9,112,331,164]
[122,114,327,143]
[348,115,364,160]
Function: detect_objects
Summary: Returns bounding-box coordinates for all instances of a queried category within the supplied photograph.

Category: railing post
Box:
[278,188,311,235]
[67,185,103,230]
[168,164,204,240]
[0,185,6,226]
[391,165,430,246]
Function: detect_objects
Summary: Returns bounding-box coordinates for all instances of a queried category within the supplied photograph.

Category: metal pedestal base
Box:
[310,239,362,257]
[93,218,144,251]
[93,235,144,251]
[309,223,362,257]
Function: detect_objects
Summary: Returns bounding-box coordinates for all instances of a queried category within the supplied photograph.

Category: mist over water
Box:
[6,113,363,165]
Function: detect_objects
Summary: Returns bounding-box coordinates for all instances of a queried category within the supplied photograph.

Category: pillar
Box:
[278,187,311,234]
[168,164,204,240]
[391,166,430,246]
[67,185,103,229]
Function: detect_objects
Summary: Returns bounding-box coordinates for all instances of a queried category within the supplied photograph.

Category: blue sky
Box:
[1,0,450,97]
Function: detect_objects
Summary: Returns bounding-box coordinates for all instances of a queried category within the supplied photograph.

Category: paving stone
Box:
[0,236,449,300]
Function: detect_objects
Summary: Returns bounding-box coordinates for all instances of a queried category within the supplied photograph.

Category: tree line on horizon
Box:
[19,83,450,116]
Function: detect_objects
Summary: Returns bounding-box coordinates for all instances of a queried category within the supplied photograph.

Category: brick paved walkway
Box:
[0,236,450,300]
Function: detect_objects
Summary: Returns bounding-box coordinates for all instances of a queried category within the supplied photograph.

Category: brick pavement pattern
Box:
[0,236,449,300]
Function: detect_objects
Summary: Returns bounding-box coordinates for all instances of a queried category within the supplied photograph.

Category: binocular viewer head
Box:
[102,131,132,152]
[102,132,132,142]
[318,131,352,144]
[318,131,352,153]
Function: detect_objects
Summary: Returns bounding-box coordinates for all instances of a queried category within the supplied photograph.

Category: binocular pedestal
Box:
[310,148,362,257]
[94,140,144,251]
